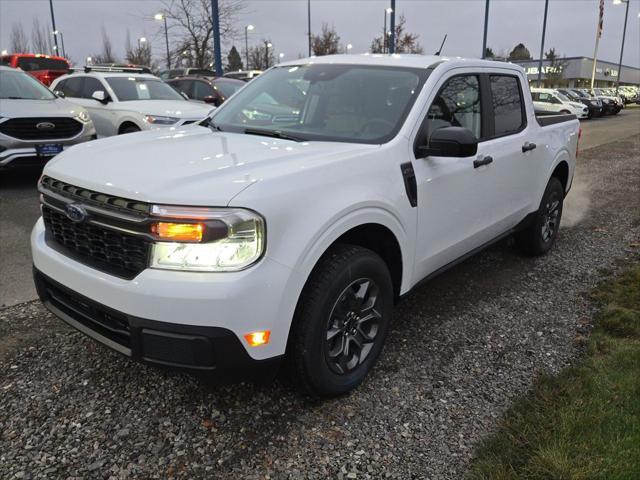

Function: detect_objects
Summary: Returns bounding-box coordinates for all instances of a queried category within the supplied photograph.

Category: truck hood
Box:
[43,125,377,206]
[0,97,86,119]
[117,100,212,119]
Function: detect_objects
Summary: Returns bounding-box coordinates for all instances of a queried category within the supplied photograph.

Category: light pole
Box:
[613,0,630,94]
[86,56,92,65]
[245,24,254,70]
[389,0,396,54]
[307,0,312,57]
[52,30,66,58]
[278,52,285,64]
[536,0,550,87]
[154,13,171,69]
[346,43,353,54]
[482,0,490,58]
[590,0,605,89]
[264,41,272,69]
[48,0,59,56]
[138,37,147,49]
[383,8,392,53]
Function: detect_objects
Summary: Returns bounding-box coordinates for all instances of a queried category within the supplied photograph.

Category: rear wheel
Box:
[560,109,571,115]
[287,244,393,398]
[516,177,564,256]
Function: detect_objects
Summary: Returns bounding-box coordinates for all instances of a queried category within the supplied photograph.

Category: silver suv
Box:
[0,66,96,169]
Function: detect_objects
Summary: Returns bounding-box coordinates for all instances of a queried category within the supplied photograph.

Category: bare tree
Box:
[311,23,340,56]
[370,15,422,54]
[91,27,117,64]
[125,31,154,68]
[158,0,245,68]
[543,48,569,87]
[31,18,53,54]
[9,23,29,53]
[246,40,274,70]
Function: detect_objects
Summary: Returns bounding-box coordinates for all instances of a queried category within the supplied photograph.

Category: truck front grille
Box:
[42,206,150,279]
[0,117,82,140]
[41,176,150,216]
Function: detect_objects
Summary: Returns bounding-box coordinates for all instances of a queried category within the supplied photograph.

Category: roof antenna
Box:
[435,34,447,56]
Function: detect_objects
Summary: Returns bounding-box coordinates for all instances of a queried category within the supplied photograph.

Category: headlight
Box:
[75,110,91,123]
[144,115,180,125]
[149,206,265,272]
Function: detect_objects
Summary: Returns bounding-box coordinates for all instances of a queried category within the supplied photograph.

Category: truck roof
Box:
[279,53,525,73]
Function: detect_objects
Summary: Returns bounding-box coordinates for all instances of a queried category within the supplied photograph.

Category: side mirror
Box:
[203,95,222,107]
[416,126,478,158]
[91,90,109,103]
[53,90,65,98]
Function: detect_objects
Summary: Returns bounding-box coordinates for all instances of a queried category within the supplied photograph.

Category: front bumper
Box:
[0,123,97,168]
[31,217,301,364]
[33,268,282,380]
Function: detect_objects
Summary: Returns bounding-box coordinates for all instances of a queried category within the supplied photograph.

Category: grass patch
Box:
[467,264,640,480]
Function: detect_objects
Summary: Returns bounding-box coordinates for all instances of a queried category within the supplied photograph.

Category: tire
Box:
[287,244,393,398]
[516,177,564,256]
[119,124,140,134]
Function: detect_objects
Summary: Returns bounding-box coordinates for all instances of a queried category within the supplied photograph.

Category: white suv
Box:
[50,67,213,137]
[530,88,588,119]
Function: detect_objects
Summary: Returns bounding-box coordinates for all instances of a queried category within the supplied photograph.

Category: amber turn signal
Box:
[151,222,204,242]
[244,330,270,347]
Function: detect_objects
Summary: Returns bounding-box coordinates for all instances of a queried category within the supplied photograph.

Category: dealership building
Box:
[512,56,640,88]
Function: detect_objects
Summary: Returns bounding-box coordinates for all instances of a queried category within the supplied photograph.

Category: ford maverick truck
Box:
[31,55,579,397]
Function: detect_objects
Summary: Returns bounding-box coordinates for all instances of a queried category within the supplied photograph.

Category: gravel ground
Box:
[1,135,639,479]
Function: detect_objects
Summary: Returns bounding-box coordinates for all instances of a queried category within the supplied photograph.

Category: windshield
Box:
[555,92,571,102]
[211,64,428,143]
[17,57,68,71]
[0,69,56,100]
[106,76,185,101]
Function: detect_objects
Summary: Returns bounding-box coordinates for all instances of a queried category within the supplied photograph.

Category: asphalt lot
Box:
[0,109,639,478]
[1,107,639,308]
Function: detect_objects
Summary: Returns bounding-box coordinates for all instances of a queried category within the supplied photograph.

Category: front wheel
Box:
[516,177,564,256]
[287,245,393,398]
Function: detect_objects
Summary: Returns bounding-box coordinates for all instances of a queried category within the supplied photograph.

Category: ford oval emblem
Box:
[36,122,56,130]
[65,204,87,223]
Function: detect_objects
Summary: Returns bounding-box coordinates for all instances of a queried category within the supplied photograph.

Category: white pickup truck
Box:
[31,55,579,397]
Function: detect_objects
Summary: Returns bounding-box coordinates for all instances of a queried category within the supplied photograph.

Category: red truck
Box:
[0,53,70,86]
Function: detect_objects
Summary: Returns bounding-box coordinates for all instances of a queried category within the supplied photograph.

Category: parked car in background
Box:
[32,55,579,397]
[223,70,263,82]
[158,68,216,80]
[166,76,245,106]
[530,88,588,119]
[588,88,623,115]
[574,89,618,115]
[557,88,603,118]
[0,53,70,86]
[50,66,214,137]
[0,66,95,169]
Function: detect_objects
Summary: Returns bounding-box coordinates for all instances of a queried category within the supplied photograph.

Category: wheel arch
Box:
[118,120,142,134]
[292,207,412,302]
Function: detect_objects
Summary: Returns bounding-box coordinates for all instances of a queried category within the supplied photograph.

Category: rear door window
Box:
[490,75,525,136]
[192,80,216,101]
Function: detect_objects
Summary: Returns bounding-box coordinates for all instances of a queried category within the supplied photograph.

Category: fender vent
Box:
[400,162,417,208]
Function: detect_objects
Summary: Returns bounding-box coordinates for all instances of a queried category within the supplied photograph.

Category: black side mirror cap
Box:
[415,126,478,158]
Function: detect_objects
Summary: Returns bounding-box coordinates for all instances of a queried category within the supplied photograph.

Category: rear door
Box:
[480,72,542,226]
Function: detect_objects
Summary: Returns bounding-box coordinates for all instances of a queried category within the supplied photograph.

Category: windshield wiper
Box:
[243,127,307,142]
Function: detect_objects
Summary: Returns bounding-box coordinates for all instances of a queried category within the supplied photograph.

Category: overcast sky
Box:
[1,0,639,67]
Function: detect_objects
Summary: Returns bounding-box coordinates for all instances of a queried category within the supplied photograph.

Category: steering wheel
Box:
[359,118,394,136]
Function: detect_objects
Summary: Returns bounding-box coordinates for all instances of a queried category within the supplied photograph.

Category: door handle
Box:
[522,142,537,153]
[473,156,493,168]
